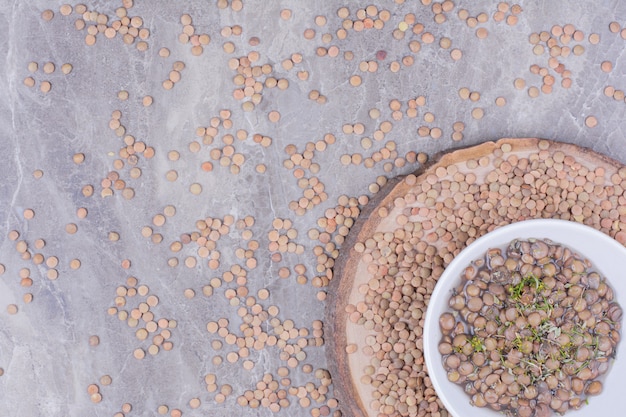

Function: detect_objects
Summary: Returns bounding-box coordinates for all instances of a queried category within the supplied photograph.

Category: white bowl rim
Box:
[423,218,625,417]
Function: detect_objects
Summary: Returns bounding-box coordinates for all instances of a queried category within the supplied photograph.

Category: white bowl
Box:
[423,219,625,417]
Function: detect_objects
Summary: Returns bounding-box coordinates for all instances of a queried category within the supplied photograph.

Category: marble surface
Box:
[1,1,626,416]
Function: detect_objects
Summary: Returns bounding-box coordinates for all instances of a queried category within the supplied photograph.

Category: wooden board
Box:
[326,138,626,417]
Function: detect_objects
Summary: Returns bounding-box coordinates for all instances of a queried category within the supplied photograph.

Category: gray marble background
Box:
[1,1,626,416]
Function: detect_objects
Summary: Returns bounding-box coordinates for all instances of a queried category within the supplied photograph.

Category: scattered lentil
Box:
[585,115,598,128]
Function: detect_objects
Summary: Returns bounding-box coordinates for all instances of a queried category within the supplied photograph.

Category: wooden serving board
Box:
[326,138,626,417]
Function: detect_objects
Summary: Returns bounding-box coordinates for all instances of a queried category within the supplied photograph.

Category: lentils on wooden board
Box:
[343,140,626,416]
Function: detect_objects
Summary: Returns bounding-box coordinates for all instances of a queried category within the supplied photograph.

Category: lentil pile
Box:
[341,139,626,417]
[439,238,622,417]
